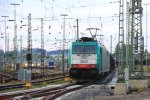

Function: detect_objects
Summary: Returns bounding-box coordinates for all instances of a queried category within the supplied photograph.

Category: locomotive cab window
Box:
[72,45,84,54]
[72,45,96,54]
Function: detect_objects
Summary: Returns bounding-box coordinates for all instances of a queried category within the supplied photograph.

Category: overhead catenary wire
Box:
[1,0,148,53]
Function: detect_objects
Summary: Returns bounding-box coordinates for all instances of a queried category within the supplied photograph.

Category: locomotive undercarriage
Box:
[69,68,99,81]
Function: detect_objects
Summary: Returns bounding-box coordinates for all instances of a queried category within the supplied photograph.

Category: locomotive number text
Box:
[80,60,88,63]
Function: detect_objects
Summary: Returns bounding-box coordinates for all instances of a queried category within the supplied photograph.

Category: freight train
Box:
[68,37,115,81]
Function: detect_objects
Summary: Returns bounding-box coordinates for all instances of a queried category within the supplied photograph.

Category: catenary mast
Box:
[118,0,125,80]
[128,0,144,79]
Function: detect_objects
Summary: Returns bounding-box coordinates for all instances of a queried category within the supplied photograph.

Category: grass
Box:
[50,79,66,85]
[0,87,23,93]
[0,81,22,85]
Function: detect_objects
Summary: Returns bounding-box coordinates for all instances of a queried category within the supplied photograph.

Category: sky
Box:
[0,0,150,53]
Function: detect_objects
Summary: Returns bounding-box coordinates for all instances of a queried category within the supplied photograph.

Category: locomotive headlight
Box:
[90,64,96,68]
[72,64,78,68]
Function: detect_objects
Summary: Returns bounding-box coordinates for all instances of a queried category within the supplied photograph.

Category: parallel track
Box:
[0,82,76,100]
[0,76,65,91]
[42,82,92,100]
[0,70,115,100]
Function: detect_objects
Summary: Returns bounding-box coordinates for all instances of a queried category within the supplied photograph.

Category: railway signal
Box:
[26,53,32,61]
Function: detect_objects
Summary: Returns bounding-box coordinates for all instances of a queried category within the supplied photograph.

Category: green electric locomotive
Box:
[68,37,115,81]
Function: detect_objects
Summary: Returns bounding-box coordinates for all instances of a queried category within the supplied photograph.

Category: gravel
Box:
[59,85,113,100]
[58,85,150,100]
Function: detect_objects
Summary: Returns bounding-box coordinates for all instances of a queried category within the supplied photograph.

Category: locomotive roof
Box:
[72,37,108,49]
[77,37,96,42]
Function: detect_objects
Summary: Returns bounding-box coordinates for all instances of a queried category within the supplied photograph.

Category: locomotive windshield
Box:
[72,45,96,54]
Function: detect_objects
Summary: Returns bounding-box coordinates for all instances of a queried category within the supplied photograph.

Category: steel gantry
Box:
[27,13,32,70]
[118,0,125,80]
[41,18,45,75]
[127,0,144,79]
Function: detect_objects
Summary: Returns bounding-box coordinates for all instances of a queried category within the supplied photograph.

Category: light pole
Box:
[96,34,103,43]
[65,41,70,72]
[7,19,15,73]
[0,21,4,68]
[60,14,68,74]
[1,16,9,69]
[1,16,9,53]
[110,35,112,54]
[144,3,150,67]
[10,3,20,72]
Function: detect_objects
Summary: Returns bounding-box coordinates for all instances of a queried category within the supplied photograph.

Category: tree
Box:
[113,43,126,67]
[144,49,149,54]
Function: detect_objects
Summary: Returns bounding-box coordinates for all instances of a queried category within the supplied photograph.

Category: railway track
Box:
[0,76,65,91]
[0,70,65,83]
[42,70,115,100]
[41,83,92,100]
[0,82,77,100]
[0,71,115,100]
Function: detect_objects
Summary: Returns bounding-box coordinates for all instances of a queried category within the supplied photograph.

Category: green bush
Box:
[40,82,47,87]
[117,78,125,83]
[147,67,150,72]
[148,58,150,65]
